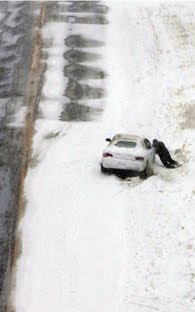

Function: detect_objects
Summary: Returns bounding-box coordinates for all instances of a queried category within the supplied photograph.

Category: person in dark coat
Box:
[153,139,179,168]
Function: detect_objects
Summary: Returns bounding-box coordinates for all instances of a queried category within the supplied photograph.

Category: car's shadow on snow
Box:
[103,169,147,180]
[114,170,140,179]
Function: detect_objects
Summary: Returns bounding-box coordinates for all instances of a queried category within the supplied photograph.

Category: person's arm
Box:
[144,138,152,149]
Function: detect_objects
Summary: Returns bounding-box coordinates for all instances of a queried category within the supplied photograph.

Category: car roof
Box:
[112,134,144,142]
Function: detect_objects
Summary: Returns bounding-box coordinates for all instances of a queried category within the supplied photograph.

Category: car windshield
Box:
[114,140,137,148]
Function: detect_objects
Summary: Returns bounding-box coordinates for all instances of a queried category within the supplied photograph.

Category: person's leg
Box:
[160,156,175,168]
[169,158,179,165]
[163,162,175,168]
[164,149,179,166]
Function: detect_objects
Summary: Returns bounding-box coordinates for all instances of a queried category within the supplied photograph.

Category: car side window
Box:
[144,138,152,149]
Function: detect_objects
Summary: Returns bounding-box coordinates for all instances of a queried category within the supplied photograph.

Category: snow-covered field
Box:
[13,2,195,312]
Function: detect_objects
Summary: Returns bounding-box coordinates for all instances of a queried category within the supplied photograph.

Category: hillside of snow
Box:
[13,2,195,312]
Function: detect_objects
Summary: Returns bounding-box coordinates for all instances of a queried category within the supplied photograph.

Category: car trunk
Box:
[110,146,143,160]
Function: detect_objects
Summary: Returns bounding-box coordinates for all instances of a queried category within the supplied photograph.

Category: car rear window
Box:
[114,140,137,148]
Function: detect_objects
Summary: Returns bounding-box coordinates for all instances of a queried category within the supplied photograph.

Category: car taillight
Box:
[135,156,144,161]
[103,153,113,157]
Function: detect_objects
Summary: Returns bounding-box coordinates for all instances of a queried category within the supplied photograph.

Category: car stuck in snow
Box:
[101,134,155,177]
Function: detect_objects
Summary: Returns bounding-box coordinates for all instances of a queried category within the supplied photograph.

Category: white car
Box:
[101,134,155,177]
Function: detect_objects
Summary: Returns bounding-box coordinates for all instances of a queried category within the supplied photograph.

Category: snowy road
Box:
[0,2,38,308]
[13,2,195,312]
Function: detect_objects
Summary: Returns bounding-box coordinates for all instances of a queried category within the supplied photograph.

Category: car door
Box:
[143,139,155,164]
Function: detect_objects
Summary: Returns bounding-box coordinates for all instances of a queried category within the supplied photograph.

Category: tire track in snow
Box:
[39,1,108,122]
[62,1,108,121]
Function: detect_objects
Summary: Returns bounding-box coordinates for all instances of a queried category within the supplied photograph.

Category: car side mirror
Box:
[105,138,111,143]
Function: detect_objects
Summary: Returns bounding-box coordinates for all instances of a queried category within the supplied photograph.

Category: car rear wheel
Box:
[101,164,110,174]
[146,162,154,176]
[140,162,153,179]
[140,168,147,179]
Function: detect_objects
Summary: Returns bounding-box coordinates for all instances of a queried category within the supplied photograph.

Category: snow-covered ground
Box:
[14,2,195,312]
